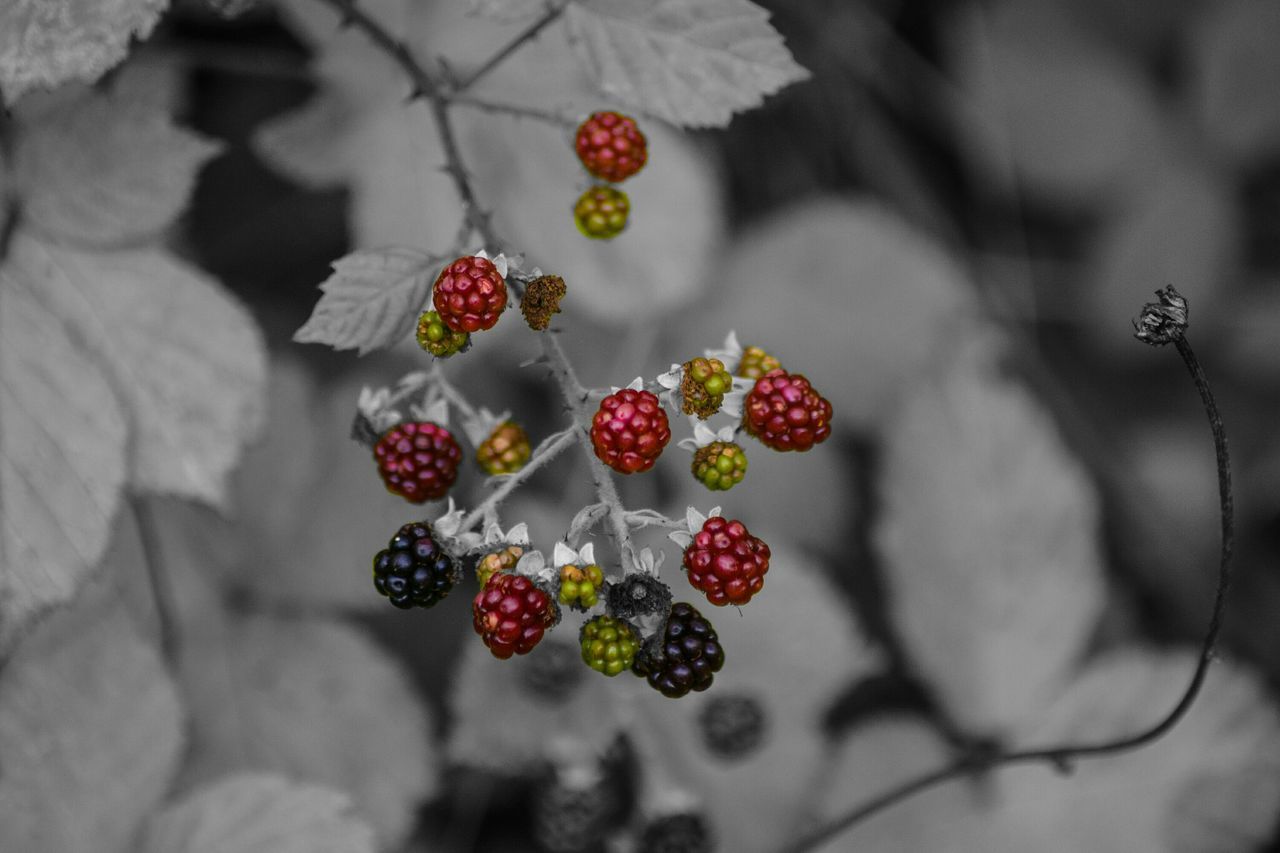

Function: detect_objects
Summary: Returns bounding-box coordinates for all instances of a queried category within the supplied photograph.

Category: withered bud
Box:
[1133,285,1189,346]
[520,274,567,331]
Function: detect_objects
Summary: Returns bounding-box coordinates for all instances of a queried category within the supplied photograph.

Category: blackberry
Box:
[372,521,458,609]
[697,693,768,759]
[637,812,714,853]
[631,603,724,698]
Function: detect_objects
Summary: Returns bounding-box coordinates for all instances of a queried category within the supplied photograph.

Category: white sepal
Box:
[504,522,531,547]
[395,371,430,392]
[719,376,754,419]
[634,547,664,575]
[553,540,580,567]
[357,385,400,434]
[473,248,510,278]
[516,549,557,584]
[409,394,450,426]
[578,542,596,565]
[461,406,510,448]
[677,420,726,452]
[433,498,465,538]
[668,504,722,548]
[655,363,683,411]
[704,329,743,366]
[609,376,646,394]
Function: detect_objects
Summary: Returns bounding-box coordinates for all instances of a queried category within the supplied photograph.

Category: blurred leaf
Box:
[1083,153,1239,354]
[626,537,880,852]
[141,773,377,853]
[813,652,1280,851]
[1190,0,1280,168]
[9,234,267,507]
[294,247,439,354]
[670,197,976,429]
[254,91,358,189]
[0,592,184,853]
[876,330,1106,733]
[178,614,438,847]
[0,256,127,653]
[447,624,625,771]
[0,0,167,104]
[469,113,722,322]
[945,2,1165,206]
[564,0,809,128]
[12,86,221,247]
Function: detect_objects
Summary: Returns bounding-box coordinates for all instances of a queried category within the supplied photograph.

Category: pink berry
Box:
[742,368,833,452]
[373,421,462,503]
[682,516,770,607]
[432,255,507,333]
[590,388,671,474]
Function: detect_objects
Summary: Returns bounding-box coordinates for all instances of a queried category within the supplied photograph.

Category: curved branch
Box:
[784,313,1233,853]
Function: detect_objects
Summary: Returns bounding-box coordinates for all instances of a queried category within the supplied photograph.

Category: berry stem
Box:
[458,427,576,532]
[450,0,570,93]
[782,319,1234,853]
[130,495,181,667]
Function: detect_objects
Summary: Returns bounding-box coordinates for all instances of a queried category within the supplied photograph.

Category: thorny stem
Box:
[131,495,181,667]
[450,94,578,129]
[458,428,576,532]
[451,1,570,93]
[784,328,1233,853]
[320,0,638,571]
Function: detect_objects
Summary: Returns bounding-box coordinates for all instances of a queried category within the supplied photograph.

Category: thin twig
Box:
[451,1,570,93]
[430,360,480,423]
[450,94,578,129]
[459,428,577,532]
[783,327,1233,853]
[131,495,181,666]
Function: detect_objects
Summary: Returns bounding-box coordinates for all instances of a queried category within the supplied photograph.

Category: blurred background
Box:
[16,0,1280,849]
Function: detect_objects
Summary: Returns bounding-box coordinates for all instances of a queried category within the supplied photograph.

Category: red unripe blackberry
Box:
[373,421,462,503]
[574,185,630,240]
[372,521,458,609]
[575,111,647,183]
[742,368,833,452]
[682,516,770,607]
[631,602,724,698]
[473,572,557,659]
[590,388,671,474]
[432,255,507,333]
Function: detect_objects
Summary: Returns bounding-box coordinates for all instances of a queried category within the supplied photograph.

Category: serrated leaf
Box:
[178,614,438,847]
[141,773,377,853]
[295,247,439,355]
[876,331,1106,733]
[0,593,184,853]
[10,234,267,506]
[627,537,880,852]
[0,258,127,653]
[13,87,221,247]
[0,0,168,104]
[564,0,809,128]
[812,652,1280,852]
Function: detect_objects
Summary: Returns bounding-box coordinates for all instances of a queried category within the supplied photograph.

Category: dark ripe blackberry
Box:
[605,573,673,622]
[637,812,714,853]
[372,522,458,609]
[697,693,768,759]
[519,640,585,703]
[631,603,724,699]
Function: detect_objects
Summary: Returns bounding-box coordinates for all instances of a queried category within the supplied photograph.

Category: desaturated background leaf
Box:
[0,80,264,649]
[667,197,977,430]
[141,773,377,853]
[810,652,1280,852]
[876,329,1107,734]
[177,612,439,847]
[0,588,184,853]
[0,0,168,104]
[625,538,881,853]
[943,1,1166,208]
[563,0,809,128]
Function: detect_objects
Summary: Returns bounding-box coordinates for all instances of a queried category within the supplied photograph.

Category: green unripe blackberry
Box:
[691,441,747,491]
[736,344,780,380]
[416,309,468,357]
[559,562,605,610]
[681,357,733,419]
[574,185,630,240]
[580,615,639,676]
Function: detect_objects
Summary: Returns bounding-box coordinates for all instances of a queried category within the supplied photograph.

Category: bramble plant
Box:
[3,1,1280,852]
